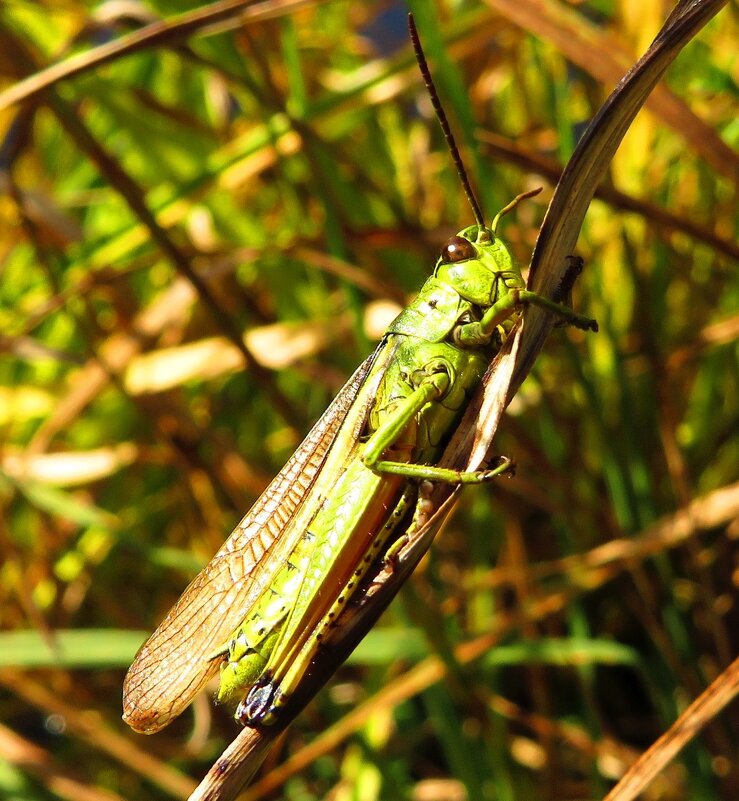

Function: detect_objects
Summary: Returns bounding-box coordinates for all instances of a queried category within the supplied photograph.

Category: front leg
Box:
[456,282,598,346]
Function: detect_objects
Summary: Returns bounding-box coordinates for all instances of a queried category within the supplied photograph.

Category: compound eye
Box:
[439,236,475,264]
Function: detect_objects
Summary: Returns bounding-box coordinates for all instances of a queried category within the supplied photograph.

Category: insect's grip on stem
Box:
[408,13,486,233]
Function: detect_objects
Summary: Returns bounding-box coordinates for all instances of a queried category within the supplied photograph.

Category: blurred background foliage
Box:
[0,1,737,800]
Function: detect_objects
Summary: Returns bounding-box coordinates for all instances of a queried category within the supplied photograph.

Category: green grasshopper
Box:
[122,15,597,734]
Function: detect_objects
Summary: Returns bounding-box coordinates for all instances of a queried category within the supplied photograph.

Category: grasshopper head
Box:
[434,225,523,307]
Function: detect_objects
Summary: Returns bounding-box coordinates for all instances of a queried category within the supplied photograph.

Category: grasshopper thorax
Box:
[434,224,522,307]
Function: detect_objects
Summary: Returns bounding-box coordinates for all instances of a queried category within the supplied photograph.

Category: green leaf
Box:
[0,629,147,669]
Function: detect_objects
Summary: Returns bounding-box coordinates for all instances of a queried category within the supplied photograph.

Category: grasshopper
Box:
[122,15,597,734]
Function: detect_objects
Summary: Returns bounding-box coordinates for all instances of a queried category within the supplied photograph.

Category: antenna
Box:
[408,13,486,234]
[491,187,543,234]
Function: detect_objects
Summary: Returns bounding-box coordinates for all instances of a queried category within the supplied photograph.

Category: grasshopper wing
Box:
[123,356,374,733]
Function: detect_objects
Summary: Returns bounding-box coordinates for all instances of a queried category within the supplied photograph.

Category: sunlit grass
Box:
[0,2,736,800]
